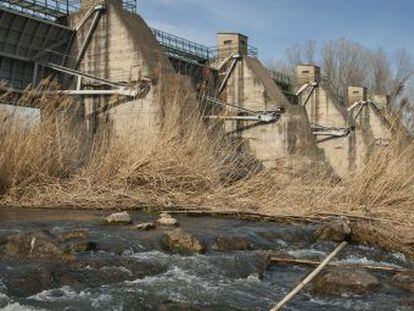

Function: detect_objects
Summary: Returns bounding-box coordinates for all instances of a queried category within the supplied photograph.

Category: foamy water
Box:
[0,209,412,310]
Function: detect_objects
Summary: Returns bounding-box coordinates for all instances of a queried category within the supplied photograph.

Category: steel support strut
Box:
[296,82,318,106]
[215,54,241,97]
[74,4,106,69]
[204,96,284,124]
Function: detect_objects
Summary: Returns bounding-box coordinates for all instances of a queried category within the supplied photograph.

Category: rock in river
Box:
[0,231,74,262]
[134,222,156,231]
[105,211,133,225]
[312,267,380,296]
[0,229,98,262]
[160,229,205,254]
[315,217,352,242]
[156,216,179,227]
[391,271,414,293]
[212,236,253,251]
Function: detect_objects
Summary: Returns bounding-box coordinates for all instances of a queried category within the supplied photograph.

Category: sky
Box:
[139,0,414,64]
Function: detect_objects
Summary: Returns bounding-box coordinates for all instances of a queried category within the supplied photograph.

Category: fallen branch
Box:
[270,241,348,311]
[270,257,408,273]
[315,212,414,228]
[162,209,324,224]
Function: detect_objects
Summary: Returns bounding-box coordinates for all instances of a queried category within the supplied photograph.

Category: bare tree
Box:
[367,48,391,95]
[322,38,369,100]
[270,38,414,111]
[390,49,414,100]
[285,40,317,68]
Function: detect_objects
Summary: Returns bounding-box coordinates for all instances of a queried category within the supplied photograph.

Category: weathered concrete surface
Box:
[304,84,351,177]
[349,93,394,173]
[217,43,320,169]
[67,0,183,142]
[297,64,321,85]
[297,65,399,178]
[348,86,367,105]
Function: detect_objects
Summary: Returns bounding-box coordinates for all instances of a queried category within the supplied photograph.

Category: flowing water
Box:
[0,209,412,311]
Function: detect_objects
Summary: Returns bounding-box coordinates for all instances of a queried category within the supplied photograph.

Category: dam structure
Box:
[0,0,405,177]
[296,64,402,177]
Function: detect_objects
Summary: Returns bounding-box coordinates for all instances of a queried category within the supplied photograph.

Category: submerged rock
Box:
[391,271,414,293]
[254,252,272,279]
[156,216,179,227]
[312,267,380,296]
[212,236,253,251]
[315,217,352,242]
[58,229,88,241]
[160,229,205,254]
[105,211,133,224]
[66,241,97,253]
[5,267,74,297]
[1,231,74,262]
[269,250,295,260]
[0,229,99,262]
[156,302,218,310]
[212,251,271,279]
[134,222,156,231]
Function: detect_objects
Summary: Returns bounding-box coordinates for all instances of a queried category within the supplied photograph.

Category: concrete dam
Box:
[0,0,403,178]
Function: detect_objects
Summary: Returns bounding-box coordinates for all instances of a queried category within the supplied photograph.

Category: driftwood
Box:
[270,241,348,311]
[162,209,325,224]
[270,257,409,273]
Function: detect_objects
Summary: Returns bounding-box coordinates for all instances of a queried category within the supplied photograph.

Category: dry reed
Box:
[0,78,413,254]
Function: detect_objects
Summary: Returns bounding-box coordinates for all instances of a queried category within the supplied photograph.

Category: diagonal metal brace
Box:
[215,54,241,97]
[296,82,318,106]
[74,4,106,69]
[205,96,285,123]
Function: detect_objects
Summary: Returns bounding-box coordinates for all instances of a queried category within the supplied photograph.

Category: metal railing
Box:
[208,44,259,59]
[0,0,137,21]
[152,28,259,64]
[266,68,291,88]
[151,28,211,64]
[0,0,81,20]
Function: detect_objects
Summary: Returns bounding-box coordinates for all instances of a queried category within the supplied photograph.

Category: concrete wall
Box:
[219,51,319,169]
[348,86,367,105]
[297,64,321,85]
[217,33,248,57]
[298,67,396,177]
[67,0,178,140]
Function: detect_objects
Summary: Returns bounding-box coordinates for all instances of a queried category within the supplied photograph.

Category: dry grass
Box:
[0,77,257,208]
[0,78,413,254]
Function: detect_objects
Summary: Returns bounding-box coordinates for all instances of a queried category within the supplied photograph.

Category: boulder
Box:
[2,231,74,262]
[66,241,97,253]
[104,212,132,225]
[156,216,179,227]
[269,250,295,260]
[315,217,352,242]
[58,229,88,241]
[255,252,272,279]
[391,271,414,293]
[212,236,253,251]
[312,267,380,296]
[5,267,73,297]
[82,256,168,280]
[134,222,156,231]
[160,229,205,254]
